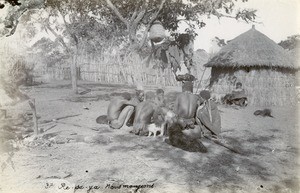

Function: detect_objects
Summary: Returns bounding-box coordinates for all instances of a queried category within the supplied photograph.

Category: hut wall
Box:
[209,67,297,106]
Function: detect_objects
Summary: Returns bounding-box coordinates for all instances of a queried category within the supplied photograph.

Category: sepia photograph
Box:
[0,0,299,192]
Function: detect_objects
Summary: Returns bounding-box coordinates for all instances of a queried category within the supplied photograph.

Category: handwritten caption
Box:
[45,182,154,191]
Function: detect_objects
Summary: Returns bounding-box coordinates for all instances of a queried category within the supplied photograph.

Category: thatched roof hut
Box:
[205,25,297,106]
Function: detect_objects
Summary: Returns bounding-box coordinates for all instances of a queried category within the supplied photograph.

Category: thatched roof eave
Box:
[205,63,298,71]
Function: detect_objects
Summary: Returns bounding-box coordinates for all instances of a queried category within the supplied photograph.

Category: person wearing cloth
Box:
[223,82,247,107]
[231,82,247,106]
[196,90,222,137]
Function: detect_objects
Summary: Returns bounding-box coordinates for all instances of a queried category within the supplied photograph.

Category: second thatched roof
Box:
[205,25,296,69]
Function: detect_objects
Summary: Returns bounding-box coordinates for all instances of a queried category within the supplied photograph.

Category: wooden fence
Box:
[45,62,181,87]
[42,50,210,88]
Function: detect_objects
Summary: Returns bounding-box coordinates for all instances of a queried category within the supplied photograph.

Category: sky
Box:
[184,0,300,52]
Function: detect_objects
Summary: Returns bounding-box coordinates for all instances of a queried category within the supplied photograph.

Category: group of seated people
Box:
[103,81,222,152]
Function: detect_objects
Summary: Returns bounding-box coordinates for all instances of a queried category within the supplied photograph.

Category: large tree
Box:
[1,0,257,89]
[28,0,127,93]
[105,0,256,50]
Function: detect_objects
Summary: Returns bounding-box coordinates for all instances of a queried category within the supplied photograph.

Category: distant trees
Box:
[278,35,300,50]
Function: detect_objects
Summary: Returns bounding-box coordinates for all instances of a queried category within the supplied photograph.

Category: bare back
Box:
[174,92,199,119]
[133,101,155,125]
[107,98,128,121]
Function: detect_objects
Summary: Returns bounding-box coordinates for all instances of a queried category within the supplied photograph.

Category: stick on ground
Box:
[204,135,243,155]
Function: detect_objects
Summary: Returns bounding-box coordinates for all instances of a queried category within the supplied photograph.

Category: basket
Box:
[149,21,166,42]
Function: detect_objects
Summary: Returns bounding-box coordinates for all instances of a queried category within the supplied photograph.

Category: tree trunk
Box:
[71,48,78,94]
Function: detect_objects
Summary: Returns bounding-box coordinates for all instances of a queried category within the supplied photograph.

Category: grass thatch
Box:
[205,26,296,69]
[209,67,297,106]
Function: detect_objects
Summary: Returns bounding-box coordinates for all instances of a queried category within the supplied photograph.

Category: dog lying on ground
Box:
[166,122,207,153]
[253,109,274,118]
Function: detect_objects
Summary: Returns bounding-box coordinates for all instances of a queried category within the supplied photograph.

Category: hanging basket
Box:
[149,21,166,43]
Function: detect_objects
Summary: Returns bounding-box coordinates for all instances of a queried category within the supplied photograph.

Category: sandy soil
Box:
[0,81,299,193]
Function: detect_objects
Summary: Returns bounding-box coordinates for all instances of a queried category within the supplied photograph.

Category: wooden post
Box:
[28,99,38,136]
[71,55,78,94]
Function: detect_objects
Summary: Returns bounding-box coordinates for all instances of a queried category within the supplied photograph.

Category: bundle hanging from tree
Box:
[149,21,166,43]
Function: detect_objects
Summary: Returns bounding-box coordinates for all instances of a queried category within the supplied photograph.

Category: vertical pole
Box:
[28,99,38,136]
[71,55,78,94]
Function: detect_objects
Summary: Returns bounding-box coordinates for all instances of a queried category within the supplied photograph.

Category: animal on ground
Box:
[167,122,207,153]
[147,123,164,137]
[254,109,274,118]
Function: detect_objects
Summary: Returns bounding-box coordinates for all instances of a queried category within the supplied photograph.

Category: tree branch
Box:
[130,5,139,22]
[59,10,79,46]
[105,0,128,25]
[133,0,148,24]
[44,18,70,54]
[138,0,166,49]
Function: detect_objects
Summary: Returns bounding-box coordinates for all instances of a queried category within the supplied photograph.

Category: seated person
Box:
[196,90,221,137]
[107,89,144,130]
[231,82,247,106]
[223,82,247,106]
[173,81,198,129]
[131,89,166,135]
[153,88,166,107]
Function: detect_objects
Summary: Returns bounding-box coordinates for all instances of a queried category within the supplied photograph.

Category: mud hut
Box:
[205,25,298,106]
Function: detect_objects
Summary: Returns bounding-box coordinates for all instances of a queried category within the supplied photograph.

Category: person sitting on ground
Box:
[173,81,198,129]
[153,88,166,107]
[131,88,167,135]
[106,88,144,130]
[223,82,247,107]
[231,82,247,106]
[196,90,221,138]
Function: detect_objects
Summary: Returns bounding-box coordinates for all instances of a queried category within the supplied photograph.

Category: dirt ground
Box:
[0,81,300,193]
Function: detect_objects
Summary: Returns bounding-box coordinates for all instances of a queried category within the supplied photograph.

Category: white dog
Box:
[147,109,177,137]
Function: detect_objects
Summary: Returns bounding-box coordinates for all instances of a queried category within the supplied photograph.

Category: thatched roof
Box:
[205,25,296,69]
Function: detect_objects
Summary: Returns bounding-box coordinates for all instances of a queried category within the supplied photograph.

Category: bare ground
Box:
[0,81,299,193]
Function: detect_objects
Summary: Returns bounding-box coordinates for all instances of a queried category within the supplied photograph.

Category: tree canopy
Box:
[0,0,257,91]
[278,35,300,50]
[1,0,257,47]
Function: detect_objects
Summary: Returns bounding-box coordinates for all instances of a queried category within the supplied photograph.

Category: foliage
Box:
[105,0,256,49]
[0,0,45,37]
[278,35,300,50]
[28,37,69,67]
[0,0,21,9]
[0,0,257,85]
[1,0,257,49]
[214,36,227,47]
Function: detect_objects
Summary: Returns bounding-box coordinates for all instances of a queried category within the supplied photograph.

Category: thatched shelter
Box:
[205,25,297,106]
